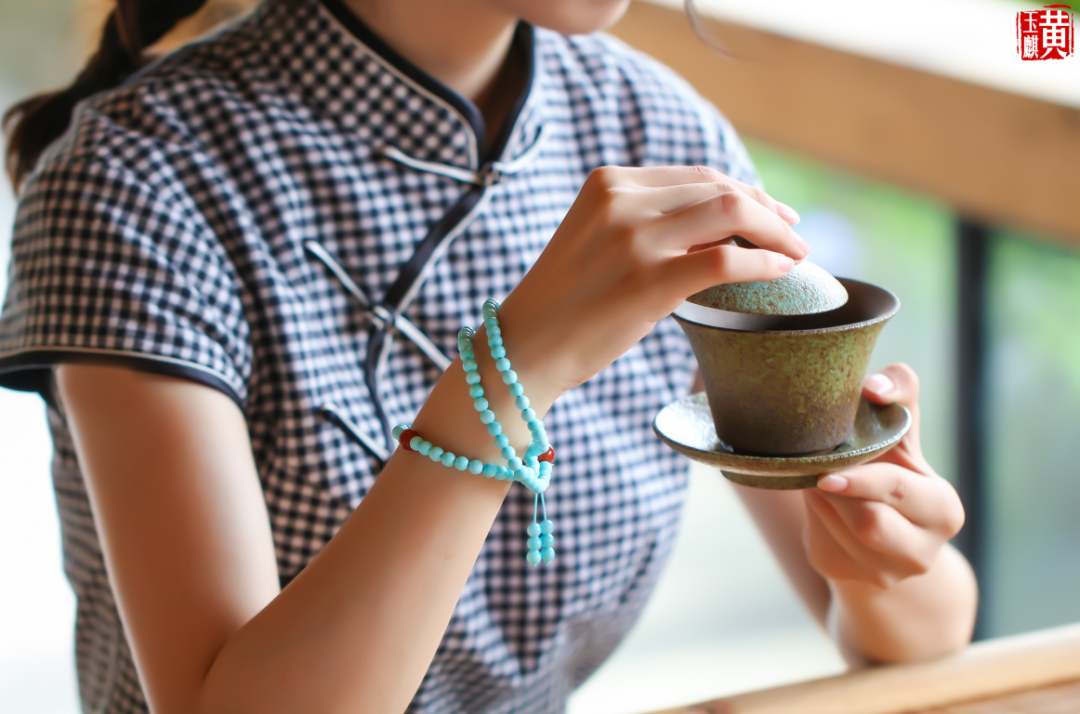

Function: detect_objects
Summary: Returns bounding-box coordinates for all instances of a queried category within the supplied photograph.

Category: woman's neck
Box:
[342,0,523,143]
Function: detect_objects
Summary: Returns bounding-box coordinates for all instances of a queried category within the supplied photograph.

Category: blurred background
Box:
[1,1,1077,713]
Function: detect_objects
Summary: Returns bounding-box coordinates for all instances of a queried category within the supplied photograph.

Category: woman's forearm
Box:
[200,322,555,714]
[831,543,978,664]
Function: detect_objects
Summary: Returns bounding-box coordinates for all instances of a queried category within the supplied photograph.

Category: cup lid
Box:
[687,259,848,316]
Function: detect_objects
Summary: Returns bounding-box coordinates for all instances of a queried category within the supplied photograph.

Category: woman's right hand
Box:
[500,165,807,400]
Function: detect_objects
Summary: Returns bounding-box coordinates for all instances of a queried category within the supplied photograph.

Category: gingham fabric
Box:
[0,0,759,711]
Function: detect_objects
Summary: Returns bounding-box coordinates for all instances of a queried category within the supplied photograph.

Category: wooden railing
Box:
[647,623,1080,714]
[609,0,1080,245]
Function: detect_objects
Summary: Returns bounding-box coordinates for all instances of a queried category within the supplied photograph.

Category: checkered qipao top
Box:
[0,0,758,711]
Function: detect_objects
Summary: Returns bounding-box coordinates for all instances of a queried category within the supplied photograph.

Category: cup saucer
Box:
[653,392,911,490]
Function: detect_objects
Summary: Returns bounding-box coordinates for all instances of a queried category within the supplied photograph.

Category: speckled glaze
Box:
[688,259,849,316]
[653,392,911,489]
[674,278,899,456]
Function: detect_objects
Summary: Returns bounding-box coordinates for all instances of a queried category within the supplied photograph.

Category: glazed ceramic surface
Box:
[653,392,911,490]
[675,278,899,455]
[688,259,849,316]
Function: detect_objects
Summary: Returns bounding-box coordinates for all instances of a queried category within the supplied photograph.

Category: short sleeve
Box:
[0,149,252,405]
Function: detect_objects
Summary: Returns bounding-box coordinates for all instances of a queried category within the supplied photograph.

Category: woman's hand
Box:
[730,363,976,662]
[500,165,807,401]
[804,363,966,589]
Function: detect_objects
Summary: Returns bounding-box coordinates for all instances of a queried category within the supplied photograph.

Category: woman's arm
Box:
[720,365,978,664]
[59,166,808,713]
[57,358,518,714]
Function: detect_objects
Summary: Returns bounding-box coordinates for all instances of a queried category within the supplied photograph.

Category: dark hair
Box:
[3,0,209,188]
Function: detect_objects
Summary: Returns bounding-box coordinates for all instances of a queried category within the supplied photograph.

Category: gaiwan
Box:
[674,258,899,456]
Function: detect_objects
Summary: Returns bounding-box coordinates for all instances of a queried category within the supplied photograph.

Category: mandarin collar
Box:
[255,0,546,172]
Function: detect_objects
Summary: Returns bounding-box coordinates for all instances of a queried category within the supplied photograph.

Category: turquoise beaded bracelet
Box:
[392,298,557,568]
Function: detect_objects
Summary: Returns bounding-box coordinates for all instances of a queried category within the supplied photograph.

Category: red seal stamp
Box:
[1017,5,1075,60]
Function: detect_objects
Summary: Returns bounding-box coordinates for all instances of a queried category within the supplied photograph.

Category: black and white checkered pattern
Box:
[0,0,758,711]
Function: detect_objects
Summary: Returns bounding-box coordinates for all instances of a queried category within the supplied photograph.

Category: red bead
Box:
[399,429,419,451]
[538,446,555,463]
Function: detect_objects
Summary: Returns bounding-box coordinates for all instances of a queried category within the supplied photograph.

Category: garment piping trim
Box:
[374,123,549,187]
[316,0,481,167]
[0,346,244,406]
[304,240,452,370]
[396,188,495,314]
[321,401,390,463]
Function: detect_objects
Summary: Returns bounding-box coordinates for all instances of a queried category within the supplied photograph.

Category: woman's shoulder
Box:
[536,27,718,119]
[534,27,757,181]
[35,18,271,185]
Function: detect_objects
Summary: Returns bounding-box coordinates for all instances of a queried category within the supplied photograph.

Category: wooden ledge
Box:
[644,623,1080,714]
[609,1,1080,245]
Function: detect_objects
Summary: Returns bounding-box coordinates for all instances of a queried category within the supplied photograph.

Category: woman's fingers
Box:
[804,489,938,585]
[817,463,963,536]
[664,242,794,293]
[650,186,808,259]
[591,165,801,225]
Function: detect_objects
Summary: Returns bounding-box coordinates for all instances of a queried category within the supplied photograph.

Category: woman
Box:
[0,0,976,712]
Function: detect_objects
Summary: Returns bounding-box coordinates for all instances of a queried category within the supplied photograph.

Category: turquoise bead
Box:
[527,522,541,536]
[528,420,543,433]
[462,359,478,372]
[490,345,506,359]
[501,446,516,460]
[508,456,523,470]
[541,548,555,564]
[522,407,537,422]
[469,459,484,474]
[392,425,405,439]
[501,370,518,385]
[465,372,481,385]
[488,335,503,348]
[409,435,423,450]
[526,550,542,567]
[527,536,542,550]
[540,534,554,548]
[483,463,497,478]
[484,317,498,329]
[508,382,524,397]
[460,349,474,360]
[514,467,531,482]
[488,325,501,337]
[429,446,444,461]
[418,441,432,455]
[473,397,489,412]
[540,520,554,534]
[454,455,469,471]
[480,410,496,425]
[486,420,502,435]
[469,384,484,398]
[495,466,509,480]
[515,395,530,409]
[494,434,509,448]
[441,452,456,467]
[494,357,510,372]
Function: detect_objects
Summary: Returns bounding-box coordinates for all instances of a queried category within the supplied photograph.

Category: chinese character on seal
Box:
[1017,4,1075,60]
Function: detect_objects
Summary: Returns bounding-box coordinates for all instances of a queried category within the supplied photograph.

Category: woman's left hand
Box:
[802,363,966,589]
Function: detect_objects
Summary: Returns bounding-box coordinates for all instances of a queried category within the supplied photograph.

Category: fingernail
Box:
[776,203,801,225]
[865,373,895,396]
[776,254,794,272]
[818,474,849,492]
[794,235,810,256]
